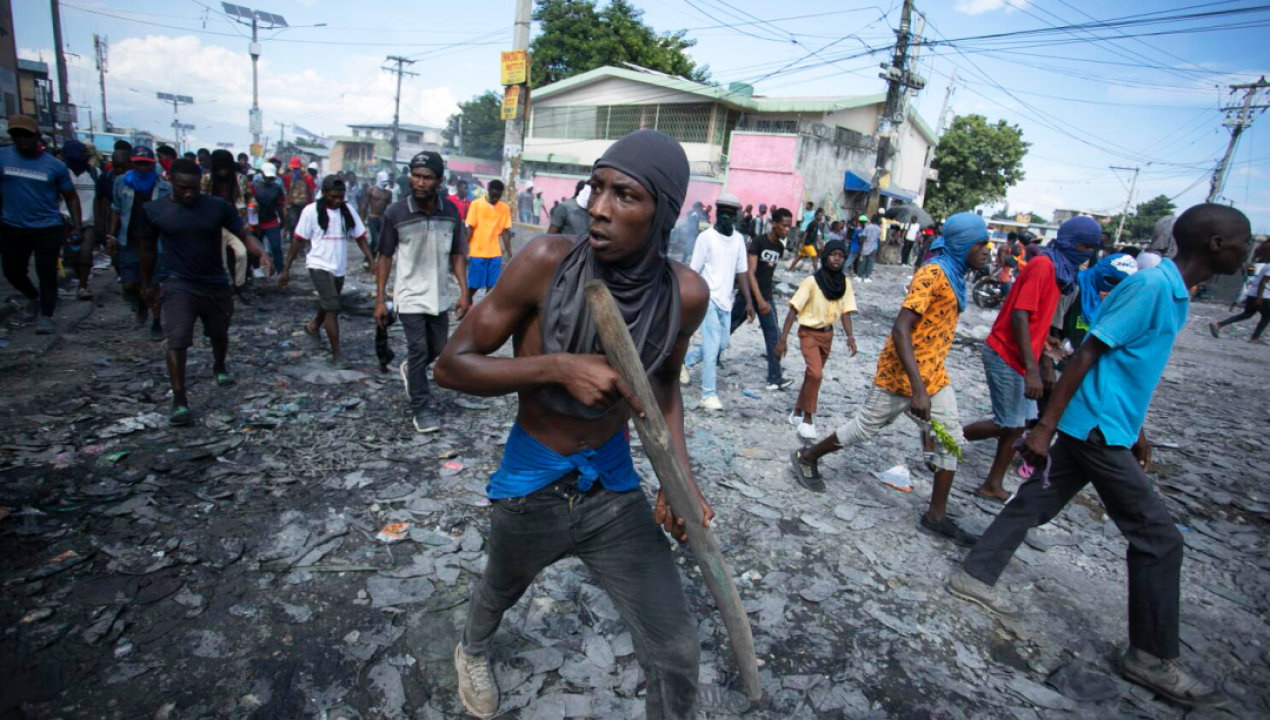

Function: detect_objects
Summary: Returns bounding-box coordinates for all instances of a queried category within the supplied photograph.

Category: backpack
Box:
[254,179,283,223]
[286,174,312,206]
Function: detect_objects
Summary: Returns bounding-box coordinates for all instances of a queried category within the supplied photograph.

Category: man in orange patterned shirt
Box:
[790,212,992,546]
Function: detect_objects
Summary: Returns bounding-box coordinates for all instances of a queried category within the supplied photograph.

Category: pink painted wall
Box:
[682,179,723,221]
[532,174,585,226]
[724,133,804,214]
[449,157,501,176]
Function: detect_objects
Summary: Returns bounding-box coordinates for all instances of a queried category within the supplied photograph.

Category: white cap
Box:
[261,162,277,178]
[308,161,319,170]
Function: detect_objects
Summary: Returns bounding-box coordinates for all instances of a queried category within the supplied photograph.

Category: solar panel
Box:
[257,11,288,26]
[221,3,248,19]
[177,95,194,104]
[156,92,174,101]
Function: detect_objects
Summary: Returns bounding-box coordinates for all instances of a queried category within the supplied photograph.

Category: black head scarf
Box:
[539,130,689,418]
[814,238,848,301]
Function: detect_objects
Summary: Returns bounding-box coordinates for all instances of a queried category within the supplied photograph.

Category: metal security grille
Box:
[531,103,715,144]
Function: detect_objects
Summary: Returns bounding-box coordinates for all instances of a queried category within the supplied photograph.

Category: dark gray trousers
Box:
[963,429,1183,659]
[464,475,699,720]
[399,312,448,414]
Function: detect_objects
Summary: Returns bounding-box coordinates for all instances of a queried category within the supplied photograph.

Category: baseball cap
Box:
[858,214,868,222]
[131,147,157,164]
[289,157,302,169]
[7,115,38,135]
[261,162,277,178]
[308,161,319,170]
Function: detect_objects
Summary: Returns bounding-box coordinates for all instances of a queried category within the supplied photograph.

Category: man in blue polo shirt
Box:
[0,115,83,334]
[946,203,1251,710]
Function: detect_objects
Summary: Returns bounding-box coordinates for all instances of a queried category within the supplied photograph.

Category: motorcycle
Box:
[970,265,1007,310]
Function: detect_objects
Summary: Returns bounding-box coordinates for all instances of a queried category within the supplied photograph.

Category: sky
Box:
[13,0,1270,231]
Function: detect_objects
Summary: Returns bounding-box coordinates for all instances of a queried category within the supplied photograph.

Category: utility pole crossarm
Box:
[384,56,419,176]
[1209,77,1268,204]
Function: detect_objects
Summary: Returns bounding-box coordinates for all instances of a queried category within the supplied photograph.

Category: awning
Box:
[879,187,915,203]
[843,171,871,193]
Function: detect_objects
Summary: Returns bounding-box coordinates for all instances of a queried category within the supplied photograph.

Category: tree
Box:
[530,0,709,89]
[925,114,1030,220]
[1105,194,1176,242]
[442,91,505,161]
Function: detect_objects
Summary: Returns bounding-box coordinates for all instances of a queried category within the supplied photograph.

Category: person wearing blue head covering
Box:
[791,212,992,547]
[964,215,1100,503]
[1077,253,1137,327]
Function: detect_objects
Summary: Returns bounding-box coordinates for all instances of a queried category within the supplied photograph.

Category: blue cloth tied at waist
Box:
[487,422,642,499]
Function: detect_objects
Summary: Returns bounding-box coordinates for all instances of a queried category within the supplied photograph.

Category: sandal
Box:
[789,449,826,493]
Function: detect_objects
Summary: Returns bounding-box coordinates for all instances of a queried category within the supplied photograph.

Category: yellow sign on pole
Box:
[501,86,522,121]
[250,143,264,157]
[500,50,529,86]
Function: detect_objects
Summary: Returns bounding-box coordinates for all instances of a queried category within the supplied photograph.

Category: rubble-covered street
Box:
[2,252,1268,720]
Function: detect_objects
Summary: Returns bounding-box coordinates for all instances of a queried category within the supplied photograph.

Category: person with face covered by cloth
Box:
[681,193,754,411]
[434,130,712,720]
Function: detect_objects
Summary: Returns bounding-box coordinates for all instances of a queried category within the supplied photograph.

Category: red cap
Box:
[288,157,302,169]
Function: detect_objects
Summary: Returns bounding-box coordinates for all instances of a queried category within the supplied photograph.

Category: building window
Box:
[406,133,421,144]
[531,103,715,144]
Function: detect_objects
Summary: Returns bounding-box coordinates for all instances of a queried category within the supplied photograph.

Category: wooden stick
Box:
[584,280,762,702]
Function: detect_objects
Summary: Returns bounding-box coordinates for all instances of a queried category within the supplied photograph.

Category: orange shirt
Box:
[874,263,961,397]
[465,197,512,259]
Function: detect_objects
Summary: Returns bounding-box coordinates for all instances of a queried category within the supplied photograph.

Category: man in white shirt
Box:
[280,174,372,364]
[681,193,754,410]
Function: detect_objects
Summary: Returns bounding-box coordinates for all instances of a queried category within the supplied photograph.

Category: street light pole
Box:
[251,15,261,150]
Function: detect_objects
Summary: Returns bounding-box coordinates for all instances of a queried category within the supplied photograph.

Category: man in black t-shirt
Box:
[137,159,272,426]
[728,207,793,389]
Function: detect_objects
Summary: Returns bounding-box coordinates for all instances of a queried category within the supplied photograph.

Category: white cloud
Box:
[954,0,1028,16]
[79,34,458,146]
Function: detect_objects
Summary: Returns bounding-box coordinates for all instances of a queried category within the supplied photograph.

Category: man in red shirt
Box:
[963,216,1098,501]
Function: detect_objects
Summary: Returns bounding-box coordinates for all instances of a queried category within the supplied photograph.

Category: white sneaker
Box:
[701,395,724,411]
[865,278,874,283]
[797,422,819,440]
[765,383,779,391]
[788,410,802,426]
[454,643,499,719]
[399,361,410,392]
[680,364,690,385]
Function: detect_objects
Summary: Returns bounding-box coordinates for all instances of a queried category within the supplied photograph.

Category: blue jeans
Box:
[727,290,783,384]
[858,251,876,279]
[684,302,729,398]
[260,226,284,274]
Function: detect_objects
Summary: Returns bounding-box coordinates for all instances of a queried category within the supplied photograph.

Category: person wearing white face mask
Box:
[548,180,592,238]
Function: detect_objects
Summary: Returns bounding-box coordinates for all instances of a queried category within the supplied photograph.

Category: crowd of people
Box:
[1,114,1263,718]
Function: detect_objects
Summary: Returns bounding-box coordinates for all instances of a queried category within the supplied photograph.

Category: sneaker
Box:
[77,287,93,301]
[150,320,164,340]
[169,405,194,427]
[413,407,440,433]
[945,568,1019,617]
[454,643,500,719]
[215,371,235,387]
[1121,648,1227,708]
[22,299,38,322]
[1209,322,1221,339]
[679,364,690,385]
[789,449,826,493]
[919,513,979,547]
[399,361,410,393]
[797,422,818,441]
[700,395,724,412]
[778,378,795,390]
[766,383,779,391]
[36,316,55,335]
[788,409,802,426]
[865,278,874,283]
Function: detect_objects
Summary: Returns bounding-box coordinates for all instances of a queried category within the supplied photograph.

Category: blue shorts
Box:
[982,343,1037,429]
[118,246,168,284]
[468,256,502,290]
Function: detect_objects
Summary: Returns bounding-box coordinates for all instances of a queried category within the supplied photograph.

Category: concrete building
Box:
[521,65,935,221]
[331,122,446,177]
[0,0,17,126]
[17,59,54,136]
[1053,208,1115,225]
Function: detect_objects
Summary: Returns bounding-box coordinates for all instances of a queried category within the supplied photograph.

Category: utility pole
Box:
[501,0,532,217]
[94,34,109,132]
[1208,77,1269,204]
[251,16,262,151]
[1111,166,1139,246]
[917,67,955,206]
[867,0,924,216]
[49,0,73,140]
[157,93,193,154]
[384,56,418,175]
[275,121,289,147]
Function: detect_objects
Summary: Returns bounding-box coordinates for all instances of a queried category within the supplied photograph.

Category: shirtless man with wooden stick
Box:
[434,130,713,720]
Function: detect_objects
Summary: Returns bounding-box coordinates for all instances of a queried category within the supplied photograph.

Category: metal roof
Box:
[532,66,936,145]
